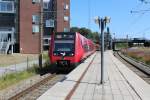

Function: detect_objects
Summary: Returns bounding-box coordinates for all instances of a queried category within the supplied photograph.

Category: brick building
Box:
[43,0,70,50]
[0,0,41,54]
[55,0,70,32]
[0,0,70,54]
[20,0,41,54]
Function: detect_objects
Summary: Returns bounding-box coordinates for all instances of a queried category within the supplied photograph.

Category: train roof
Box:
[55,32,75,35]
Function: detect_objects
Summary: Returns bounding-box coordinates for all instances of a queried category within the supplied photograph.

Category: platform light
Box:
[94,16,110,84]
[94,16,100,24]
[105,16,111,23]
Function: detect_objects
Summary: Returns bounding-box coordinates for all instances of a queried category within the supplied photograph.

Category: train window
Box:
[56,35,62,39]
[55,35,74,39]
[80,40,83,47]
[55,40,74,43]
[54,40,75,52]
[54,43,74,52]
[83,45,89,52]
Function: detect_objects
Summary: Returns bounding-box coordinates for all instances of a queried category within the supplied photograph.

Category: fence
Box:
[0,55,47,99]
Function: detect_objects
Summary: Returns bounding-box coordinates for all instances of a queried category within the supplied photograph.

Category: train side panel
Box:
[74,33,84,63]
[49,33,54,63]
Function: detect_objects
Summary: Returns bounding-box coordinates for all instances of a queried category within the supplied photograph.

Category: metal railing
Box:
[0,28,15,54]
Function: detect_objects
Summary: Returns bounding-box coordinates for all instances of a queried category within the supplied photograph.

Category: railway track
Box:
[114,51,150,84]
[8,74,65,100]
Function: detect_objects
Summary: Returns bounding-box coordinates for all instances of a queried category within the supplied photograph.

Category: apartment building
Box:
[0,0,16,54]
[20,0,41,54]
[0,0,41,54]
[0,0,70,54]
[43,0,70,50]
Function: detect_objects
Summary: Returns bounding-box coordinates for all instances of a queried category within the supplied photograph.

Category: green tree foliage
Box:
[70,27,99,43]
[79,27,91,37]
[92,32,99,43]
[70,27,79,33]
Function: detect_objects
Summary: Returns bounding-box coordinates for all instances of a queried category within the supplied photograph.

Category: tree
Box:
[71,27,91,37]
[79,27,91,37]
[70,27,100,43]
[70,27,80,33]
[92,32,99,43]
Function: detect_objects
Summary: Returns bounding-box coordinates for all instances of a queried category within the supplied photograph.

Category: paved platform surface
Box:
[38,51,150,100]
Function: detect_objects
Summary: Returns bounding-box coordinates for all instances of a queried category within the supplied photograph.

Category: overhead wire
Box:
[128,3,144,27]
[127,13,145,30]
[139,0,150,4]
[125,2,149,36]
[88,0,91,30]
[135,26,150,34]
[129,5,150,34]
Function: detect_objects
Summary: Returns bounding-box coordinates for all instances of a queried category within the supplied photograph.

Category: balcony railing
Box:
[0,27,15,54]
[0,1,15,13]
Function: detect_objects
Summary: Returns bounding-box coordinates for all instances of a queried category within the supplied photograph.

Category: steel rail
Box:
[9,74,57,100]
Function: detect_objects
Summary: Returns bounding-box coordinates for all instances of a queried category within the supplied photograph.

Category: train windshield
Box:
[54,40,74,52]
[54,33,75,52]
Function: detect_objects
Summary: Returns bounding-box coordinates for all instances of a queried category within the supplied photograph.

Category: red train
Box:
[49,32,96,66]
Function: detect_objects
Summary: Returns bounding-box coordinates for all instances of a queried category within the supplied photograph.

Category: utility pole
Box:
[39,0,43,69]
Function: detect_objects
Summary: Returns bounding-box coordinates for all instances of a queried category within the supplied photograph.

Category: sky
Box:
[70,0,150,39]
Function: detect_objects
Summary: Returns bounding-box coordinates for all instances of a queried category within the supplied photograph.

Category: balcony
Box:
[0,1,15,13]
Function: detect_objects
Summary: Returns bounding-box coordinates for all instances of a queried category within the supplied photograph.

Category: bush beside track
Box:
[116,51,150,76]
[0,67,37,90]
[0,52,52,90]
[121,47,150,65]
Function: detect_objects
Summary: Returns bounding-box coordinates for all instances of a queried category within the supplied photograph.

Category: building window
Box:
[64,28,69,32]
[64,4,69,10]
[64,16,69,21]
[0,1,14,12]
[43,39,50,45]
[32,0,40,4]
[32,15,40,24]
[45,19,54,27]
[32,25,39,33]
[43,2,48,9]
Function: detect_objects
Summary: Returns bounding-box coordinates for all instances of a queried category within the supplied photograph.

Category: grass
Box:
[0,53,38,67]
[0,51,52,90]
[116,43,128,50]
[0,52,51,90]
[121,47,150,65]
[0,67,37,90]
[43,51,50,62]
[0,51,49,67]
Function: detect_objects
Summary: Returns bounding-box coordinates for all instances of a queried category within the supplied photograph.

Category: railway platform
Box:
[37,51,150,100]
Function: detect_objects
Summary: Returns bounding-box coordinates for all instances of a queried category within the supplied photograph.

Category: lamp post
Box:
[94,16,110,84]
[113,33,115,50]
[126,34,128,48]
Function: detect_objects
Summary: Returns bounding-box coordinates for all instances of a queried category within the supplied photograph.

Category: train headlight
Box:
[71,53,74,56]
[54,53,57,56]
